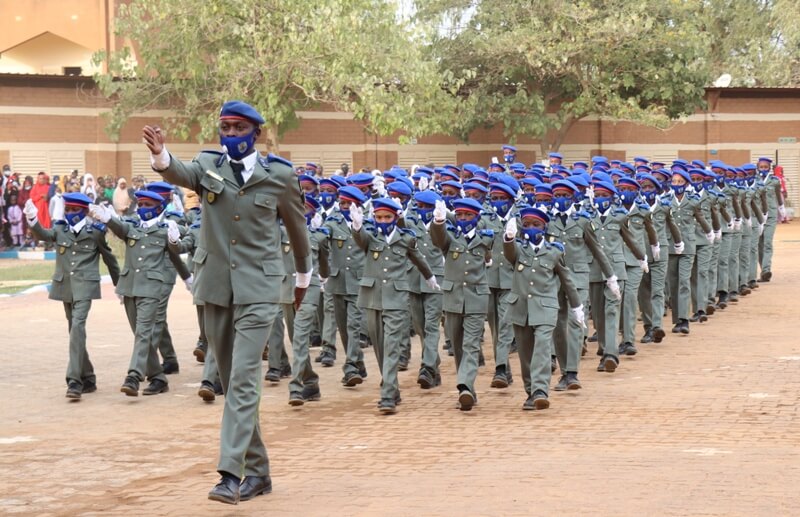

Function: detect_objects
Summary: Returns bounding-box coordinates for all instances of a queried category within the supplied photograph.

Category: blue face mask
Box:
[535,200,553,211]
[415,207,433,224]
[319,192,336,209]
[456,218,477,235]
[619,191,638,205]
[522,227,544,244]
[66,209,87,226]
[375,221,396,236]
[661,180,671,191]
[504,154,515,164]
[442,195,458,210]
[574,191,585,203]
[736,178,745,187]
[594,196,613,212]
[523,193,536,206]
[490,199,511,216]
[642,190,657,203]
[340,209,351,222]
[554,197,573,212]
[671,184,686,195]
[691,181,704,192]
[703,181,715,191]
[759,169,769,176]
[137,205,163,221]
[221,130,257,160]
[305,213,314,226]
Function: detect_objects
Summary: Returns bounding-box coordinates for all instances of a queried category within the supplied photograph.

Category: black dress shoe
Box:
[490,366,509,389]
[729,292,739,303]
[679,319,690,334]
[193,341,207,363]
[417,368,435,389]
[739,285,751,296]
[320,350,336,367]
[706,304,716,315]
[689,312,701,323]
[378,398,397,414]
[596,359,605,372]
[653,327,665,343]
[641,328,654,344]
[671,322,681,333]
[698,311,708,322]
[341,372,363,387]
[81,381,97,394]
[602,355,618,373]
[280,364,292,378]
[143,378,169,395]
[264,368,281,383]
[357,362,368,379]
[553,375,568,392]
[458,389,475,411]
[213,381,224,395]
[208,474,240,505]
[239,475,272,501]
[760,271,772,282]
[443,339,452,351]
[748,279,758,289]
[532,390,550,410]
[162,361,179,375]
[301,384,321,402]
[66,381,82,400]
[619,342,637,356]
[566,372,582,390]
[288,392,304,406]
[120,376,139,397]
[398,355,409,371]
[588,332,598,343]
[198,381,216,402]
[359,334,371,349]
[309,335,322,348]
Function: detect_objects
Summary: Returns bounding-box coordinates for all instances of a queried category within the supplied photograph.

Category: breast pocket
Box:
[254,193,277,212]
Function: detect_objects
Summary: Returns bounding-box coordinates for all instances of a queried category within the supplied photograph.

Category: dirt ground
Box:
[1,223,798,516]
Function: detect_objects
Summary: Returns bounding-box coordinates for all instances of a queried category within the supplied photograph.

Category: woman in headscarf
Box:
[81,172,97,201]
[30,171,52,228]
[112,177,135,215]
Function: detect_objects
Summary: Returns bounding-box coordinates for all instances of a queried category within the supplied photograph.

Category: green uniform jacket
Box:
[155,151,311,307]
[430,221,494,314]
[323,211,364,296]
[278,225,330,303]
[622,202,658,267]
[547,209,614,284]
[588,208,645,282]
[643,199,682,262]
[401,215,445,295]
[31,220,120,302]
[353,225,433,311]
[693,191,716,241]
[503,238,581,326]
[666,192,712,254]
[479,211,517,290]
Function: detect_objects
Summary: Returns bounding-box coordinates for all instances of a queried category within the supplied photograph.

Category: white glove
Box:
[350,205,364,231]
[391,196,402,209]
[745,217,752,229]
[310,212,323,230]
[23,199,38,222]
[605,275,621,300]
[758,222,765,236]
[373,176,386,197]
[733,218,742,231]
[418,176,429,191]
[705,231,714,244]
[433,200,447,223]
[425,276,441,290]
[570,304,586,328]
[504,218,517,240]
[726,220,734,231]
[166,219,181,243]
[674,241,685,254]
[89,203,112,223]
[319,276,327,292]
[116,293,124,305]
[778,205,786,219]
[713,229,722,242]
[491,156,499,164]
[183,274,194,292]
[639,258,649,274]
[651,243,660,261]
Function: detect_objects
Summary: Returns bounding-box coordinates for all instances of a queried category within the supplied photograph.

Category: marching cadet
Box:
[616,177,658,356]
[480,182,519,388]
[314,177,344,365]
[704,172,726,314]
[587,181,649,373]
[24,194,120,400]
[724,168,745,305]
[715,164,742,309]
[636,174,683,344]
[666,168,713,334]
[548,180,618,390]
[402,190,446,389]
[746,166,766,290]
[688,169,716,323]
[89,192,191,397]
[324,186,369,387]
[735,166,758,297]
[502,208,583,409]
[430,197,495,411]
[143,100,312,504]
[757,157,785,282]
[287,196,330,406]
[350,198,437,413]
[262,224,294,384]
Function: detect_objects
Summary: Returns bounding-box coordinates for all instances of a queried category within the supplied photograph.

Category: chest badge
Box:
[207,192,216,204]
[337,240,344,248]
[452,252,460,260]
[283,244,291,253]
[373,251,380,260]
[128,239,136,247]
[518,264,524,271]
[58,246,66,255]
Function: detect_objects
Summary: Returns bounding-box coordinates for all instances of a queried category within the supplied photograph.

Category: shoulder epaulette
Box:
[325,214,343,224]
[190,222,201,229]
[548,240,565,252]
[91,222,107,232]
[688,192,701,200]
[613,207,627,215]
[660,198,672,207]
[267,153,293,168]
[157,222,169,228]
[398,227,417,238]
[636,202,650,211]
[123,217,138,224]
[54,220,68,226]
[166,210,184,218]
[200,149,224,156]
[479,229,494,238]
[313,226,330,236]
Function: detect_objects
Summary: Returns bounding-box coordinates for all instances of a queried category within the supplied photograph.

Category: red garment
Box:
[30,181,52,228]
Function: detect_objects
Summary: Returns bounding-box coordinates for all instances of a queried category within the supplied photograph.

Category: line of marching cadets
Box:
[25,148,785,413]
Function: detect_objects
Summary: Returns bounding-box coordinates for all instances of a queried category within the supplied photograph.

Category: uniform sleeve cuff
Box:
[150,147,171,171]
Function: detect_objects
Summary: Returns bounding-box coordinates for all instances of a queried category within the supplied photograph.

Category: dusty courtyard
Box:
[1,224,799,516]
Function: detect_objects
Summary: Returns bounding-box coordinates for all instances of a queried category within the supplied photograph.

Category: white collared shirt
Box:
[151,146,258,184]
[228,151,258,184]
[70,218,86,235]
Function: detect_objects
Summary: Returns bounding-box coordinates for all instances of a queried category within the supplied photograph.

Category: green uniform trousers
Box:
[399,311,413,361]
[156,283,177,364]
[365,308,406,401]
[409,291,443,374]
[668,253,694,322]
[749,227,760,282]
[639,259,667,330]
[445,311,483,395]
[204,302,280,478]
[266,309,290,370]
[738,231,751,288]
[196,305,207,345]
[513,324,555,396]
[758,218,777,274]
[554,283,588,373]
[64,299,95,385]
[728,233,742,293]
[487,288,512,369]
[717,233,733,293]
[707,239,721,305]
[123,296,166,382]
[589,281,622,359]
[316,289,338,351]
[691,244,712,314]
[201,341,220,385]
[333,293,365,376]
[622,264,644,345]
[286,286,321,395]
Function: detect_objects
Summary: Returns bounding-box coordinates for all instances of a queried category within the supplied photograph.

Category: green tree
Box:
[416,0,713,155]
[93,0,460,152]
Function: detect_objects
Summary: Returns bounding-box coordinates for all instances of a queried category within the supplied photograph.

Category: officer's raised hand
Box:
[433,200,447,223]
[350,205,364,231]
[142,125,165,155]
[166,220,181,243]
[504,218,517,241]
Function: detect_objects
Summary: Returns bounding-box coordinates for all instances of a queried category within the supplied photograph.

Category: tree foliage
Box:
[93,0,460,150]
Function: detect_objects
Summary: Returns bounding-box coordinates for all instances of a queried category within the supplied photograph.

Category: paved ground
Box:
[1,224,799,516]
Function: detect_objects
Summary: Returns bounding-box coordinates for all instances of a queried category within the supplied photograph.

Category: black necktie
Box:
[230,161,245,187]
[560,214,568,225]
[600,215,606,224]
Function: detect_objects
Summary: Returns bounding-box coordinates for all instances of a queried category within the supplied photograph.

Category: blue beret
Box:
[757,157,773,163]
[412,172,431,182]
[502,145,517,152]
[548,152,563,160]
[673,159,689,166]
[510,162,526,171]
[551,180,578,193]
[609,169,626,178]
[389,166,408,176]
[566,174,590,188]
[573,161,589,169]
[416,166,434,176]
[452,198,483,214]
[489,183,516,199]
[472,169,489,179]
[708,160,726,168]
[62,192,92,207]
[468,176,490,186]
[634,156,649,164]
[650,161,666,167]
[620,162,635,173]
[319,178,342,190]
[636,164,652,173]
[134,190,166,204]
[535,184,553,195]
[462,163,481,173]
[395,176,414,191]
[552,165,570,173]
[387,181,412,196]
[337,186,368,204]
[463,182,489,193]
[691,160,706,169]
[488,162,506,171]
[519,206,550,223]
[617,177,640,189]
[490,173,520,193]
[145,181,174,193]
[591,172,613,184]
[329,175,348,187]
[304,194,320,211]
[440,180,463,191]
[347,173,374,187]
[372,198,402,214]
[672,169,691,183]
[443,164,461,173]
[652,168,671,179]
[521,177,542,188]
[593,181,618,196]
[298,174,319,185]
[670,163,688,173]
[531,163,547,170]
[384,170,400,180]
[219,100,265,125]
[610,160,622,166]
[439,170,461,182]
[591,165,608,174]
[305,162,319,171]
[635,174,660,187]
[741,163,756,171]
[413,190,442,205]
[524,171,543,182]
[591,155,609,164]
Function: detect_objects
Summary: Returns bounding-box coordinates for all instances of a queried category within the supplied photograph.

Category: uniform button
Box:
[382,279,387,283]
[346,257,351,261]
[465,260,470,264]
[231,239,237,245]
[345,267,350,271]
[234,215,240,221]
[347,246,352,249]
[464,271,468,275]
[70,271,74,275]
[292,273,296,277]
[72,251,76,255]
[141,245,146,249]
[383,268,388,272]
[239,191,245,196]
[463,282,467,286]
[532,269,536,273]
[231,263,236,269]
[499,262,504,266]
[530,281,533,285]
[528,294,532,298]
[135,269,140,273]
[385,257,389,261]
[71,262,75,266]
